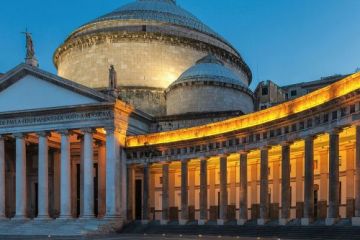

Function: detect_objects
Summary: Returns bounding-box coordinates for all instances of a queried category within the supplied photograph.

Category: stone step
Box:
[120,222,360,239]
[0,219,124,236]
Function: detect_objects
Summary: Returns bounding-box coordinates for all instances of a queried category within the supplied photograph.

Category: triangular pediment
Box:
[0,64,113,113]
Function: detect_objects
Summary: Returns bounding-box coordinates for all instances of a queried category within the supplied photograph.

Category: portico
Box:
[0,64,132,223]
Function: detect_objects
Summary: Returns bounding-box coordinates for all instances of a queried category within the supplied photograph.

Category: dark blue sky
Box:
[1,0,360,88]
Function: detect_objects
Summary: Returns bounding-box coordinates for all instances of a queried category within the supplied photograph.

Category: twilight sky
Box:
[0,0,360,88]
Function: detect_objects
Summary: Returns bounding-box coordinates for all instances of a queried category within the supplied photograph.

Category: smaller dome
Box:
[168,55,247,89]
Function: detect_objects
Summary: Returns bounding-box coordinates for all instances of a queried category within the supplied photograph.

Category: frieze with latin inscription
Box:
[0,110,113,128]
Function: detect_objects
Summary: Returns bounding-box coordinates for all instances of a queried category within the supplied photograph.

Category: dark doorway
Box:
[314,189,318,219]
[35,183,38,217]
[135,179,142,220]
[94,163,98,217]
[76,164,80,217]
[217,192,221,219]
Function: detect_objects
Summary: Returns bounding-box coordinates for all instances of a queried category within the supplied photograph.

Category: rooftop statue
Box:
[22,30,38,67]
[109,65,118,89]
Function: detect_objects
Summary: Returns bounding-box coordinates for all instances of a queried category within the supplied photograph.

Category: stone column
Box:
[188,167,196,222]
[14,133,27,219]
[142,163,150,224]
[280,143,291,225]
[318,149,328,220]
[53,150,61,218]
[82,129,95,219]
[127,166,134,221]
[97,142,106,218]
[218,155,228,225]
[326,129,341,225]
[354,126,360,225]
[0,137,6,219]
[37,132,50,220]
[301,135,315,225]
[199,157,208,225]
[295,154,304,219]
[59,131,72,219]
[105,127,121,219]
[238,152,248,225]
[161,163,169,225]
[180,159,189,225]
[258,147,269,225]
[345,144,355,219]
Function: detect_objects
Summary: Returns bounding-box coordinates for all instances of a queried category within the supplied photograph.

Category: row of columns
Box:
[139,126,360,225]
[0,127,124,220]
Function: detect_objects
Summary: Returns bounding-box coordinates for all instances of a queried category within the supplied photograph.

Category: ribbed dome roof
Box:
[168,55,247,88]
[87,0,226,42]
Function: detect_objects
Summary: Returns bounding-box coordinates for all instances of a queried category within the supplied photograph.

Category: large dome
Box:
[166,55,254,115]
[87,0,226,42]
[53,0,252,116]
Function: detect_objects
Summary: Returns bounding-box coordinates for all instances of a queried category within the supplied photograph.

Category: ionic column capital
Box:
[81,128,96,134]
[260,145,271,151]
[36,131,51,138]
[304,134,317,141]
[104,126,122,134]
[13,132,26,139]
[58,130,71,136]
[327,127,343,135]
[280,141,293,147]
[238,150,250,155]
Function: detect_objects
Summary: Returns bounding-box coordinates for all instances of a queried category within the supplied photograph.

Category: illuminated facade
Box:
[1,0,360,236]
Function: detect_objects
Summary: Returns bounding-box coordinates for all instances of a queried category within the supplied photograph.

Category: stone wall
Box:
[166,85,254,115]
[57,39,209,89]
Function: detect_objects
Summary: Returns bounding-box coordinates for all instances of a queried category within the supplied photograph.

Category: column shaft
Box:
[161,163,169,224]
[302,136,315,225]
[199,158,208,223]
[180,159,188,224]
[280,144,291,224]
[239,153,248,224]
[0,138,5,219]
[142,164,150,222]
[15,134,27,219]
[98,143,106,218]
[218,155,228,224]
[258,148,269,224]
[355,126,360,217]
[327,131,340,224]
[105,128,121,218]
[37,133,50,219]
[82,130,94,218]
[59,132,72,219]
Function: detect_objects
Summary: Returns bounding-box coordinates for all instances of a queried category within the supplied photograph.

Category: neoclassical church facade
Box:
[1,0,360,233]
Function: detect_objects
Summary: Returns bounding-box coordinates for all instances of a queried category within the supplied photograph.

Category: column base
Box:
[352,217,360,226]
[301,218,313,226]
[103,214,122,220]
[198,219,207,225]
[35,215,52,221]
[325,218,338,226]
[12,215,29,221]
[257,218,268,225]
[217,219,226,225]
[237,219,247,225]
[141,220,150,225]
[57,215,73,220]
[160,220,169,225]
[179,219,188,225]
[279,218,290,226]
[80,214,95,220]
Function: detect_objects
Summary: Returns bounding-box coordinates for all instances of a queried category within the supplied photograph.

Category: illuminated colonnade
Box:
[125,72,360,226]
[127,126,360,225]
